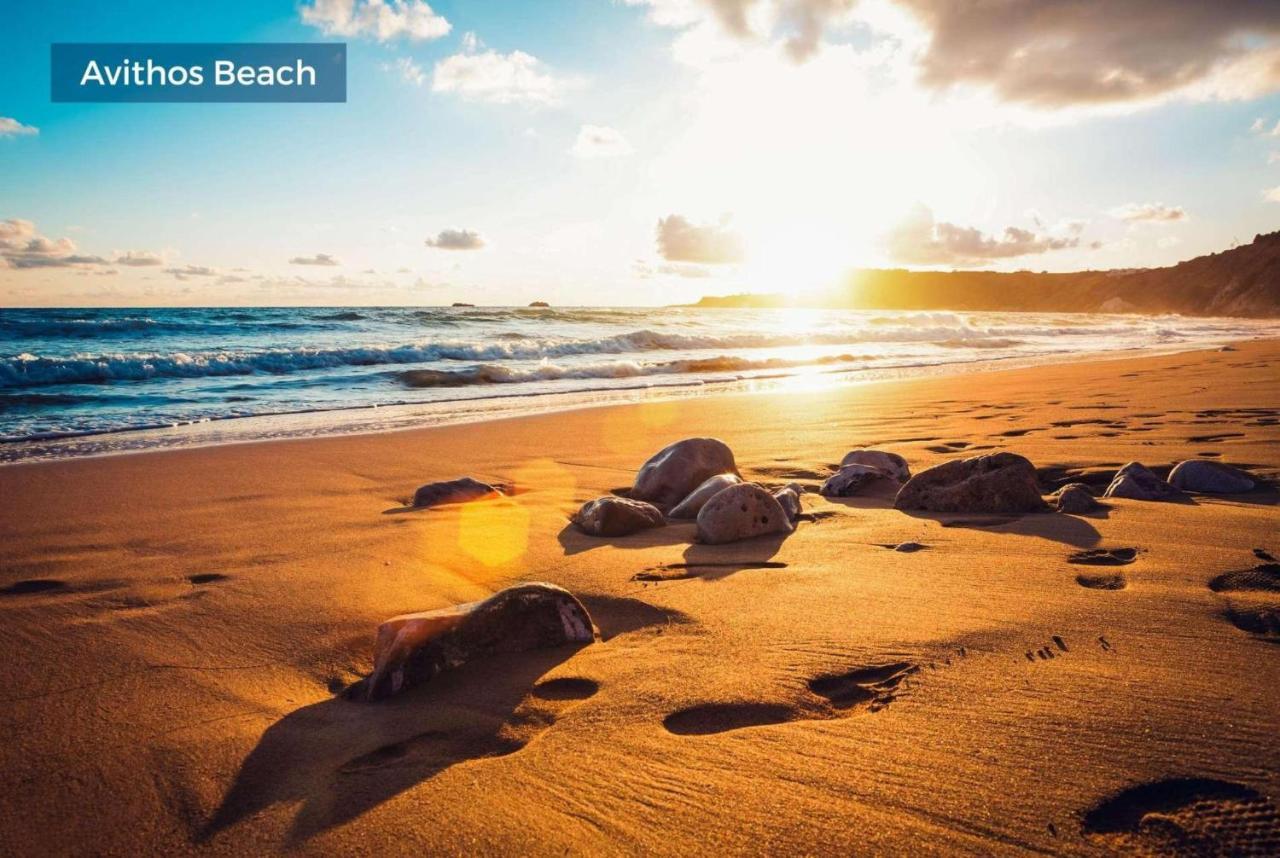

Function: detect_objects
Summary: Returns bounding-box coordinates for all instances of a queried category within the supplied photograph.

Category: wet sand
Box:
[1,340,1278,855]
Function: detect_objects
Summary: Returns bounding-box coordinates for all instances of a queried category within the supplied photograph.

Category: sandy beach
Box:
[1,340,1278,855]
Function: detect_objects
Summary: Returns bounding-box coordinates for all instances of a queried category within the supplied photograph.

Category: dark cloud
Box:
[655,214,744,264]
[165,265,220,280]
[425,229,485,250]
[886,205,1080,267]
[115,250,165,267]
[289,253,341,266]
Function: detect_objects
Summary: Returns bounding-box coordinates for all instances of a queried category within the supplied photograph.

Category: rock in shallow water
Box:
[572,496,665,536]
[669,473,742,519]
[696,482,793,544]
[631,438,739,510]
[840,449,910,482]
[1103,462,1180,501]
[413,477,501,508]
[1053,483,1099,514]
[894,452,1047,514]
[821,463,899,497]
[1168,460,1255,493]
[366,583,595,700]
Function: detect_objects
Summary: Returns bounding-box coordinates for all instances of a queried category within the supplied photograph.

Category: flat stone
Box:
[669,473,742,519]
[894,452,1047,514]
[696,483,793,545]
[821,463,898,497]
[572,496,665,537]
[631,438,740,511]
[366,583,595,700]
[840,450,910,482]
[1103,462,1179,501]
[1168,460,1255,493]
[412,477,501,508]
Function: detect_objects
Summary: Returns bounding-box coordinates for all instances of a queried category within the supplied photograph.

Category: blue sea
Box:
[2,306,1276,462]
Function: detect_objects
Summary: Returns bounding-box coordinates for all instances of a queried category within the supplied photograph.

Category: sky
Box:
[3,0,1280,307]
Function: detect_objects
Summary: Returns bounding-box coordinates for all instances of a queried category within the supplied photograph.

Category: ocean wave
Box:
[397,353,870,388]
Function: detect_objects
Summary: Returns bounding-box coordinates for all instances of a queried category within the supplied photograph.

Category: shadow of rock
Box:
[556,520,695,556]
[900,510,1102,548]
[203,646,586,847]
[676,533,788,580]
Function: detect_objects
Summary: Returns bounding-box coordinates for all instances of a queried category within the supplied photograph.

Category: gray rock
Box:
[668,473,742,519]
[696,483,793,545]
[1053,483,1099,514]
[572,496,665,537]
[413,477,501,508]
[821,463,898,497]
[894,452,1047,514]
[773,483,804,522]
[631,438,739,510]
[840,449,910,482]
[1104,462,1179,501]
[366,583,595,700]
[1168,460,1255,493]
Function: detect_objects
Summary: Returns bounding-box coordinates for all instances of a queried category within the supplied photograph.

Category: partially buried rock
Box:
[413,477,501,508]
[572,496,665,537]
[1168,460,1255,493]
[696,482,792,545]
[1053,483,1099,514]
[1103,462,1179,501]
[772,483,803,522]
[365,583,595,701]
[631,438,739,510]
[894,452,1047,514]
[668,473,741,519]
[821,463,898,497]
[841,449,910,482]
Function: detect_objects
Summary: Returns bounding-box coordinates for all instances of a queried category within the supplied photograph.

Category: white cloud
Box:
[425,229,485,250]
[165,265,220,280]
[885,204,1080,267]
[655,214,744,263]
[1109,202,1188,223]
[1265,186,1280,203]
[392,57,426,86]
[289,253,341,266]
[114,250,165,267]
[0,219,109,268]
[433,47,571,105]
[300,0,450,41]
[570,125,633,158]
[0,117,38,137]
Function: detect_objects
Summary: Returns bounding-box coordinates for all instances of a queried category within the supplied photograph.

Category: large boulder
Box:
[894,452,1047,514]
[572,496,665,537]
[669,473,742,519]
[841,450,910,482]
[366,583,595,700]
[631,438,739,510]
[1053,483,1099,514]
[1104,462,1179,501]
[413,477,501,508]
[1168,460,1255,494]
[696,483,793,545]
[773,483,804,522]
[821,463,899,497]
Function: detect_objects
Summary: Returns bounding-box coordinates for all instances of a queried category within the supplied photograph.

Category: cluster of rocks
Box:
[1100,459,1255,501]
[571,438,802,545]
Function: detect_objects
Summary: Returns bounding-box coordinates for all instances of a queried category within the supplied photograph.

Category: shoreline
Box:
[1,336,1266,466]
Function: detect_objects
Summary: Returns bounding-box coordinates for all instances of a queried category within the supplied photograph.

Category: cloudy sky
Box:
[3,0,1280,307]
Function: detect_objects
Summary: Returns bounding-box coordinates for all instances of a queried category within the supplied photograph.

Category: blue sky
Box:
[3,0,1280,306]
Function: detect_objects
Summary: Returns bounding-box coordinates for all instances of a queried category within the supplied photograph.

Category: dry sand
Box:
[1,341,1278,855]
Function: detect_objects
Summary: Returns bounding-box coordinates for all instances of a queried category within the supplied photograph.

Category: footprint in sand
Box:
[1076,572,1127,590]
[663,658,936,736]
[339,676,599,773]
[1209,563,1280,593]
[1069,547,1139,566]
[1082,777,1280,856]
[1207,558,1280,641]
[1024,635,1070,661]
[0,578,70,596]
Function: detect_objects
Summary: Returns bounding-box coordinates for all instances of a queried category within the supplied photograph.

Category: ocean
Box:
[2,306,1276,462]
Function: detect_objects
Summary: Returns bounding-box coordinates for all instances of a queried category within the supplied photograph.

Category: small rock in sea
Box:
[669,473,742,519]
[1103,462,1179,501]
[840,449,911,482]
[1168,459,1255,493]
[696,483,793,545]
[528,301,551,308]
[820,463,899,497]
[1053,483,1099,514]
[365,583,595,700]
[1219,345,1237,352]
[894,452,1047,514]
[572,496,665,537]
[772,483,804,522]
[413,477,502,508]
[631,438,739,510]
